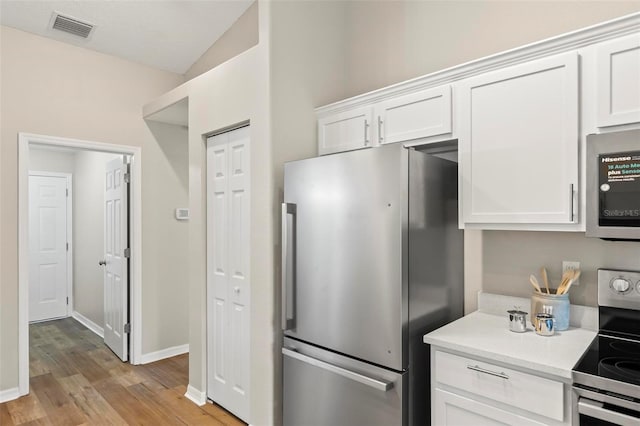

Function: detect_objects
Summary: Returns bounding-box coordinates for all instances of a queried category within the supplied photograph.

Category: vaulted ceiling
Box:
[0,0,254,74]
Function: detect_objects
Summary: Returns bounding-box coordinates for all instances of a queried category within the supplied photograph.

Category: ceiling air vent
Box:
[50,12,94,39]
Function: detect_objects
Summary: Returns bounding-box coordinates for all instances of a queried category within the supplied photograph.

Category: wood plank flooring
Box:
[1,318,245,426]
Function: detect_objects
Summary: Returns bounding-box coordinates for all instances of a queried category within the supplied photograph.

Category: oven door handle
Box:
[579,398,640,426]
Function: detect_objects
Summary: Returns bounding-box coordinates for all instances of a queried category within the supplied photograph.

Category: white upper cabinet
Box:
[375,85,452,145]
[596,34,640,128]
[458,52,579,226]
[318,106,374,155]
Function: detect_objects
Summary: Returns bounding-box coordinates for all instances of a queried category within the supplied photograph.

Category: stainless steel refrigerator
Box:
[281,143,463,426]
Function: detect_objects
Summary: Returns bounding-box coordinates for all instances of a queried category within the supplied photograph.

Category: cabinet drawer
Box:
[435,351,564,422]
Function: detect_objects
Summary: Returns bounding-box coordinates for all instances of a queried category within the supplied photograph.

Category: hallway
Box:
[0,318,244,425]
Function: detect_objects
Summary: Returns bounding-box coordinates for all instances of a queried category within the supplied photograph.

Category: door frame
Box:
[28,171,74,320]
[18,132,143,397]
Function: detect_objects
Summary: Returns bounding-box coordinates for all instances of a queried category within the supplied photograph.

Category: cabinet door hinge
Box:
[124,323,131,333]
[124,247,131,258]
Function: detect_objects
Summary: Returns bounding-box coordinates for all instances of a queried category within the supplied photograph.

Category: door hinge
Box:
[66,242,69,251]
[66,297,69,305]
[124,247,131,258]
[66,188,69,197]
[124,323,131,333]
[124,172,131,184]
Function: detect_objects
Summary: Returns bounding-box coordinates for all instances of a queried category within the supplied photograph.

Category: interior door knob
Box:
[99,260,106,266]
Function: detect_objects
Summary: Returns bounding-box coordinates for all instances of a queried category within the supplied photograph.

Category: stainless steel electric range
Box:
[573,269,640,426]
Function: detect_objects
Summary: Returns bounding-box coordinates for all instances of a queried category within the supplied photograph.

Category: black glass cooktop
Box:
[574,334,640,389]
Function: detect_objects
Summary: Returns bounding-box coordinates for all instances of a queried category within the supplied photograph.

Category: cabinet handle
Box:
[467,364,509,380]
[570,184,575,222]
[364,120,370,145]
[378,116,384,143]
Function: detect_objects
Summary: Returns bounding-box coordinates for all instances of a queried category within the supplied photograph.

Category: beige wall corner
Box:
[184,1,259,81]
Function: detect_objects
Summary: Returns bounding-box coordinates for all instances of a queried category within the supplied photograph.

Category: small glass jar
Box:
[531,291,569,331]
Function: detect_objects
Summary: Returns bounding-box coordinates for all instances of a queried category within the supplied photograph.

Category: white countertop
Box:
[423,310,597,380]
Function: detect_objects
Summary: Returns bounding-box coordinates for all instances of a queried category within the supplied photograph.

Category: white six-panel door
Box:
[103,157,129,362]
[28,174,70,322]
[206,126,251,422]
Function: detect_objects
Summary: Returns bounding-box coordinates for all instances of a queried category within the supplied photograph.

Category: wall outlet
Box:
[562,261,580,286]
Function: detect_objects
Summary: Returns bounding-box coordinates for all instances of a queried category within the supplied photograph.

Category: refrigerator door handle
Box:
[281,203,297,330]
[282,348,394,392]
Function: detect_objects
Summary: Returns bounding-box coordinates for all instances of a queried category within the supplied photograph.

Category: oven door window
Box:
[578,398,640,425]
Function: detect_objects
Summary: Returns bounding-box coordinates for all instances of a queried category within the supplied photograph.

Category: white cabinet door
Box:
[459,52,579,225]
[434,389,548,426]
[318,106,374,155]
[597,34,640,128]
[375,85,452,145]
[206,126,250,422]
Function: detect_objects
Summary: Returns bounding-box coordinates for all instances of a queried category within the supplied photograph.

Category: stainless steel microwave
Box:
[586,129,640,240]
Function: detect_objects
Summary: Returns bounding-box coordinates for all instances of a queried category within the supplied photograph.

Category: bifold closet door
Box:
[206,126,251,422]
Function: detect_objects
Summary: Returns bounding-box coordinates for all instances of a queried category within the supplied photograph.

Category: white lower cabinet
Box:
[432,350,570,426]
[434,389,547,426]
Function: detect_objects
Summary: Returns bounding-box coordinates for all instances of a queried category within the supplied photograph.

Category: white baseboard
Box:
[140,344,189,364]
[0,387,21,403]
[71,311,104,338]
[185,384,206,406]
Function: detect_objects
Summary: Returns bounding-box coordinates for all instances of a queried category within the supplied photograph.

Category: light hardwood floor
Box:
[1,318,245,426]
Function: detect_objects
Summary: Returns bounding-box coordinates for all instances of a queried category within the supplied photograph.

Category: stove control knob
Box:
[611,278,631,294]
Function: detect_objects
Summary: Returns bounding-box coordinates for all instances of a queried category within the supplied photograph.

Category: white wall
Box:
[184,1,259,81]
[141,121,189,353]
[29,148,76,174]
[342,1,640,98]
[0,25,186,392]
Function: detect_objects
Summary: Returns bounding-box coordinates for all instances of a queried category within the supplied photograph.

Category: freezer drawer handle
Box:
[466,365,509,380]
[283,348,394,392]
[281,203,297,330]
[578,398,640,425]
